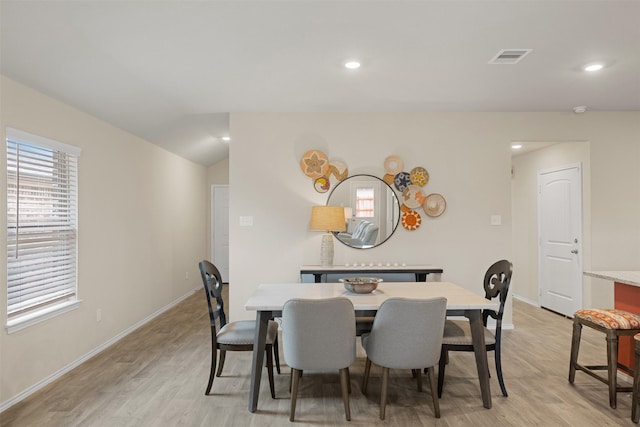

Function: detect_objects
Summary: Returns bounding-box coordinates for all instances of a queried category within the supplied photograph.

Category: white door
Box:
[538,164,583,316]
[212,185,230,283]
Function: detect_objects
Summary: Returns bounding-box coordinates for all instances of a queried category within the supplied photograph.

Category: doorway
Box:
[211,185,230,283]
[537,164,583,316]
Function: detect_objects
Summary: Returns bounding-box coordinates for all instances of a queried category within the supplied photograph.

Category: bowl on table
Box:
[339,277,383,294]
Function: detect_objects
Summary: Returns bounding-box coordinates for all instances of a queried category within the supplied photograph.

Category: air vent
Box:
[488,49,533,64]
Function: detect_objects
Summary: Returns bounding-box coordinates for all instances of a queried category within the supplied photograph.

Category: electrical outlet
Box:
[96,308,102,322]
[185,271,189,280]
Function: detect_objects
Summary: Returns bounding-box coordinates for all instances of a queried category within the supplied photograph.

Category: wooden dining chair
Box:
[282,297,356,422]
[437,259,513,398]
[198,260,280,397]
[361,297,447,420]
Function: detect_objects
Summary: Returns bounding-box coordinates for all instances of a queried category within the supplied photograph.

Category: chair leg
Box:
[416,368,423,392]
[216,350,226,377]
[290,368,301,422]
[273,334,281,374]
[266,346,275,399]
[606,332,618,409]
[495,344,508,397]
[568,320,582,384]
[437,347,447,398]
[426,366,441,418]
[347,367,351,394]
[205,348,217,395]
[362,358,372,394]
[339,368,351,421]
[380,367,389,420]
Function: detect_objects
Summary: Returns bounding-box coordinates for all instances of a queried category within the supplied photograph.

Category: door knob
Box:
[570,249,578,254]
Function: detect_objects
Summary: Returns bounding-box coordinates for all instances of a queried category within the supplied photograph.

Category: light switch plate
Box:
[491,215,502,226]
[239,216,253,226]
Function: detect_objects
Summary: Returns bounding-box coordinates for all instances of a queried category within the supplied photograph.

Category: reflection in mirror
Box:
[328,174,400,249]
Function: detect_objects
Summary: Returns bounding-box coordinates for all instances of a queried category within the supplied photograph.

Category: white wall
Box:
[228,112,640,330]
[0,76,207,407]
[229,113,514,324]
[511,142,592,305]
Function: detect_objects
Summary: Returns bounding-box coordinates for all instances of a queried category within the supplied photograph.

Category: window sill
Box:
[6,300,82,334]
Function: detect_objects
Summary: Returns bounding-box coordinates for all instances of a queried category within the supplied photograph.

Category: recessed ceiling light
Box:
[584,63,604,72]
[344,61,361,69]
[511,144,523,150]
[222,136,231,142]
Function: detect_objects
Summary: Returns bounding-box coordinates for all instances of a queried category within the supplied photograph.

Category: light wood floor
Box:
[2,286,637,426]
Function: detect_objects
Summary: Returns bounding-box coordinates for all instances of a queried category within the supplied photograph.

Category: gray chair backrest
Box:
[361,224,379,245]
[365,297,447,369]
[282,297,356,371]
[351,220,369,240]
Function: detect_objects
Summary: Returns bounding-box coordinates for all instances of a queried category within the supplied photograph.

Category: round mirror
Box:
[328,174,401,249]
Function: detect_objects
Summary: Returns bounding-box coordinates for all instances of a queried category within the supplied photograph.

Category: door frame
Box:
[537,162,583,314]
[211,184,230,284]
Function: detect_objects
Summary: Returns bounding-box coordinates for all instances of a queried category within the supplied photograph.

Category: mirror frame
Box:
[327,174,401,249]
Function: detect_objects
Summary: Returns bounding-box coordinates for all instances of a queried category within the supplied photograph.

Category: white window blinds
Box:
[6,128,80,320]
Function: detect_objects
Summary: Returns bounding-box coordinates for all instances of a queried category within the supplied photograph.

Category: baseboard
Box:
[0,287,199,413]
[512,294,540,307]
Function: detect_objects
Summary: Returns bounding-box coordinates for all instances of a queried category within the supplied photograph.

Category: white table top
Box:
[300,264,442,272]
[245,282,497,312]
[583,271,640,287]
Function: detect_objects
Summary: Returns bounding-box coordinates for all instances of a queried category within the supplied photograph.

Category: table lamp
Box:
[310,206,347,266]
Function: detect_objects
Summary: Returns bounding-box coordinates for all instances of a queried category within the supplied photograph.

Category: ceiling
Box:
[2,1,639,167]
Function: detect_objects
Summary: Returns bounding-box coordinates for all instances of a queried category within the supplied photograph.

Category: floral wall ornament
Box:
[300,150,330,179]
[401,209,422,230]
[382,154,447,231]
[299,150,348,193]
[409,166,429,186]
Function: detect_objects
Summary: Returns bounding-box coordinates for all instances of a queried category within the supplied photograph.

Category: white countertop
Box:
[583,271,640,287]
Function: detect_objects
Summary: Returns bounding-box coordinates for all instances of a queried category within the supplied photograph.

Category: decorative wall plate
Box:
[402,184,424,209]
[410,166,429,187]
[393,171,411,192]
[384,155,404,175]
[383,173,395,186]
[328,161,348,183]
[401,209,422,230]
[314,176,331,193]
[423,193,447,217]
[300,150,330,179]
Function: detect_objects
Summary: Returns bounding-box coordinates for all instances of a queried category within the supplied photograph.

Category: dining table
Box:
[244,281,499,413]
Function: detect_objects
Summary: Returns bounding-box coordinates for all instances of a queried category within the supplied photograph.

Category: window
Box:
[355,187,375,218]
[6,128,80,332]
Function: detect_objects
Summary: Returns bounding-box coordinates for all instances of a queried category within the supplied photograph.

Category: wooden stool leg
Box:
[606,332,619,409]
[569,319,582,383]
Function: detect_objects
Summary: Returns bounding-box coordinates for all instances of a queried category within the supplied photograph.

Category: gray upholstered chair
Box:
[198,260,280,397]
[361,297,447,420]
[282,297,356,422]
[438,259,512,398]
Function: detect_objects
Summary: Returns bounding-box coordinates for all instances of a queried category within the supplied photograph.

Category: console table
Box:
[300,264,443,283]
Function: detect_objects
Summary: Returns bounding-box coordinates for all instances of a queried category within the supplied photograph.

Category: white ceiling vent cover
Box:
[489,49,533,64]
